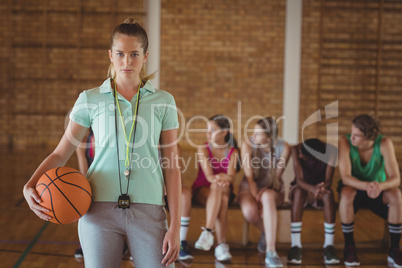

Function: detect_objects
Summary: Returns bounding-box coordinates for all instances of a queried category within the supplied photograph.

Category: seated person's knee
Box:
[384,188,402,206]
[182,186,192,200]
[340,186,356,202]
[292,186,307,199]
[322,188,334,199]
[260,189,276,203]
[241,203,260,223]
[209,182,220,192]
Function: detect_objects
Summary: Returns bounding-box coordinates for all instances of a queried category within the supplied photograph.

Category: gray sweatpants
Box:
[78,202,175,268]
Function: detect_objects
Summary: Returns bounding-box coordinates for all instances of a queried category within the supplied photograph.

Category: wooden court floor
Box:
[0,208,393,268]
[0,146,395,267]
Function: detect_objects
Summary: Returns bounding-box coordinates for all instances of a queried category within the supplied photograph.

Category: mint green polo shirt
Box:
[69,78,179,205]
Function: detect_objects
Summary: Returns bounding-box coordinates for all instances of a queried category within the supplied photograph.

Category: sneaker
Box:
[74,247,83,259]
[195,227,214,251]
[388,248,402,268]
[287,246,302,264]
[265,250,283,267]
[344,245,360,266]
[179,241,194,261]
[323,245,340,264]
[257,232,266,253]
[214,260,226,268]
[215,243,232,262]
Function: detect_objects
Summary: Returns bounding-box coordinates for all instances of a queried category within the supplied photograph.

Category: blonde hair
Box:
[107,18,156,82]
[256,117,280,191]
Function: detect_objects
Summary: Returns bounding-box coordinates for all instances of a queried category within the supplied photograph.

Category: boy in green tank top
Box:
[338,114,402,267]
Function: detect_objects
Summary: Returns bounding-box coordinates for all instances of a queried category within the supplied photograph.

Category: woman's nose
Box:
[125,55,131,65]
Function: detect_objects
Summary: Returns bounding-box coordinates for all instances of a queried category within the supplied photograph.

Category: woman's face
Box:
[108,34,148,80]
[350,124,367,147]
[207,120,227,145]
[252,124,269,145]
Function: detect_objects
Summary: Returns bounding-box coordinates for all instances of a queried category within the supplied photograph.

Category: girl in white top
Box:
[238,117,291,267]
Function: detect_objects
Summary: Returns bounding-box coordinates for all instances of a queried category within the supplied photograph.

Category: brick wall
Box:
[1,0,144,147]
[300,0,402,164]
[1,0,402,163]
[0,0,12,146]
[160,0,286,147]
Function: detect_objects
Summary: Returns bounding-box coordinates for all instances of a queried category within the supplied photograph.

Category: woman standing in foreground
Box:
[22,18,181,268]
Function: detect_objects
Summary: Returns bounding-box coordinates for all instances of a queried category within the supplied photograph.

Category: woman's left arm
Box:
[379,137,401,191]
[323,145,337,189]
[275,142,291,180]
[160,129,181,266]
[218,149,239,185]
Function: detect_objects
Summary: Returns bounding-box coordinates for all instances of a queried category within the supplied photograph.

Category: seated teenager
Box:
[287,138,339,264]
[338,114,402,267]
[237,117,291,267]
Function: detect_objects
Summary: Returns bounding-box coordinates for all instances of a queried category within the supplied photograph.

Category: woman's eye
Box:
[132,53,139,57]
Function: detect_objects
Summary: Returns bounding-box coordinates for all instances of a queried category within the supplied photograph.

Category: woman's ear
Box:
[108,50,113,62]
[143,51,149,63]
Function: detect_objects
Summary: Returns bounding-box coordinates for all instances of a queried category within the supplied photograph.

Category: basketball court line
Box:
[1,248,72,258]
[12,221,49,268]
[14,197,26,207]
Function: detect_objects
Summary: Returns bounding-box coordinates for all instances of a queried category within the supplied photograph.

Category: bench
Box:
[192,201,389,247]
[182,148,389,247]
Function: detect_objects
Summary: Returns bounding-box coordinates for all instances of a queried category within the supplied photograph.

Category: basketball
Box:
[35,167,92,224]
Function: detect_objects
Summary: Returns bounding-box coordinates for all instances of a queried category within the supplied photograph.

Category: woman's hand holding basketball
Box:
[23,184,52,221]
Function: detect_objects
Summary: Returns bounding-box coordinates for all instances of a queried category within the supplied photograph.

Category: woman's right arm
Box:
[293,144,313,192]
[197,146,216,183]
[338,136,369,191]
[242,139,258,198]
[23,120,88,221]
[293,144,328,199]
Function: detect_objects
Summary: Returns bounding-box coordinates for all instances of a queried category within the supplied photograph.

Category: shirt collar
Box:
[99,78,156,94]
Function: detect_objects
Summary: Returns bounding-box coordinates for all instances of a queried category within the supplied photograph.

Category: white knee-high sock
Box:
[324,222,335,248]
[180,217,190,241]
[291,222,302,248]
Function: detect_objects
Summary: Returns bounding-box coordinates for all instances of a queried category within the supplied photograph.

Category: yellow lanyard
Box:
[114,80,141,168]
